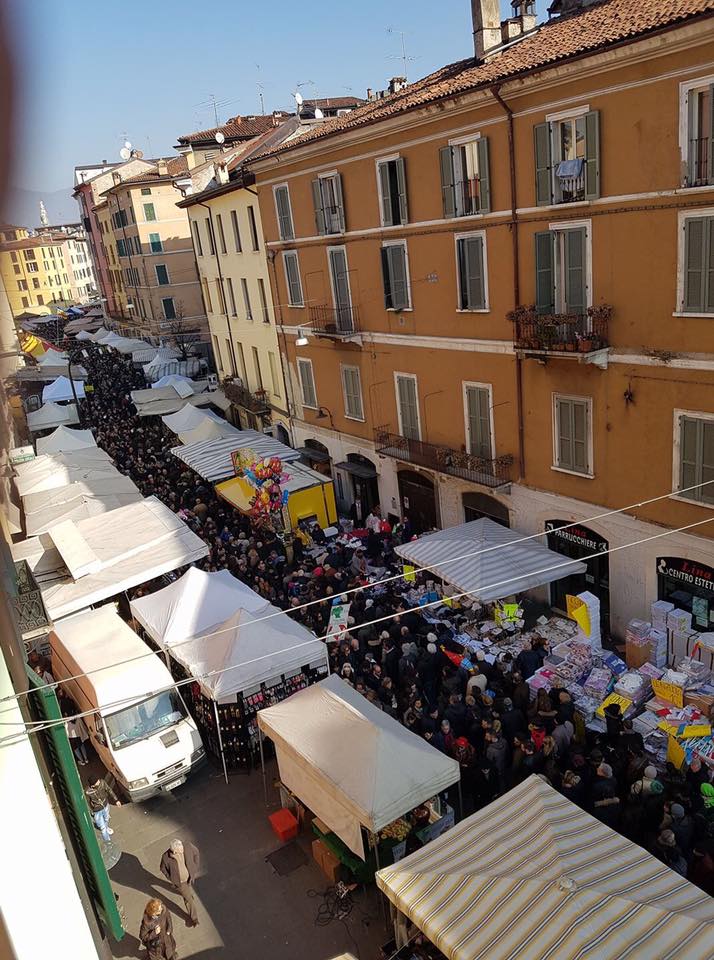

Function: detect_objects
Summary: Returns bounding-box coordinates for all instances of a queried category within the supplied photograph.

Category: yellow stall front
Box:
[216,461,337,531]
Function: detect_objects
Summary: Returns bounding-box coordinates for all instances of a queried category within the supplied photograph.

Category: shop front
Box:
[657,556,714,631]
[334,454,379,523]
[545,520,610,636]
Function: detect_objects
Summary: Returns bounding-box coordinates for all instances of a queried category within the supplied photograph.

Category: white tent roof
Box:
[376,775,714,960]
[134,347,181,365]
[171,431,301,482]
[37,348,68,365]
[11,496,208,621]
[111,337,148,355]
[14,449,115,497]
[27,403,79,432]
[130,567,326,701]
[100,332,124,348]
[75,329,94,341]
[36,426,97,455]
[179,418,241,446]
[258,674,460,858]
[89,327,111,342]
[162,404,224,435]
[143,348,185,372]
[23,477,143,536]
[42,376,86,403]
[395,518,587,603]
[130,385,229,417]
[151,373,193,390]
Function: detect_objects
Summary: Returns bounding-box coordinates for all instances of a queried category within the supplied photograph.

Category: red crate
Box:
[269,807,299,843]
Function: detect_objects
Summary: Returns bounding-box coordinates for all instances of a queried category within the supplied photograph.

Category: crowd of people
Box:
[64,340,714,899]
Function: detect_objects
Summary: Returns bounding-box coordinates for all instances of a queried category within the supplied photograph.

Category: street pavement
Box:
[102,758,386,960]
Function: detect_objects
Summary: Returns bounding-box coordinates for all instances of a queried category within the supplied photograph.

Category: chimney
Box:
[157,158,168,176]
[508,1,537,37]
[366,87,373,100]
[215,162,229,185]
[471,0,501,60]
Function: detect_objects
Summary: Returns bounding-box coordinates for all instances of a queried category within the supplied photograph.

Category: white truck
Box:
[49,605,205,801]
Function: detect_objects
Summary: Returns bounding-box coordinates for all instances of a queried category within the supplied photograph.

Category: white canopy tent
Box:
[89,327,111,342]
[179,418,240,446]
[161,404,224,435]
[11,496,208,621]
[395,517,587,603]
[14,449,115,497]
[171,431,301,483]
[151,373,193,390]
[111,337,149,355]
[130,385,229,418]
[258,674,461,859]
[134,346,181,365]
[42,376,86,404]
[35,426,97,456]
[37,348,68,366]
[23,477,143,536]
[75,329,94,341]
[27,403,79,433]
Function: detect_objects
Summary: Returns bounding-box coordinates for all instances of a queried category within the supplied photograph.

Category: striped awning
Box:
[376,775,714,960]
[171,432,301,483]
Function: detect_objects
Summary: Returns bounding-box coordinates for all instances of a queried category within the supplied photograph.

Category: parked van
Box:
[49,605,205,801]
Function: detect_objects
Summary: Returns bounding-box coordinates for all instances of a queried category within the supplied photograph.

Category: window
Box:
[297,358,317,408]
[440,137,491,217]
[235,342,247,383]
[456,234,488,310]
[464,384,493,459]
[252,347,264,390]
[143,203,156,222]
[683,80,714,187]
[676,412,714,504]
[205,218,216,256]
[37,295,43,305]
[247,205,260,251]
[395,374,420,440]
[10,251,16,262]
[155,264,170,285]
[216,214,227,255]
[381,241,411,310]
[283,251,304,307]
[32,277,40,289]
[554,395,592,475]
[162,297,176,320]
[213,335,224,372]
[268,352,280,396]
[116,238,126,257]
[17,279,27,291]
[13,263,20,275]
[23,249,36,261]
[341,365,364,420]
[216,278,226,314]
[258,278,270,323]
[312,173,345,235]
[226,278,237,316]
[535,224,589,315]
[26,262,38,273]
[534,109,600,205]
[149,232,162,253]
[274,184,295,240]
[230,210,242,252]
[377,157,408,226]
[141,187,151,196]
[224,338,234,375]
[21,296,28,307]
[241,278,253,320]
[681,214,714,314]
[202,277,213,312]
[192,220,203,257]
[327,247,354,330]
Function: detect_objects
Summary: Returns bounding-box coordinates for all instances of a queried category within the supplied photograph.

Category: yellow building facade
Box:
[0,234,75,317]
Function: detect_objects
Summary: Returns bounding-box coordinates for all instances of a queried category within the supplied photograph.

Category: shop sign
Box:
[545,520,608,555]
[9,446,35,465]
[657,557,714,596]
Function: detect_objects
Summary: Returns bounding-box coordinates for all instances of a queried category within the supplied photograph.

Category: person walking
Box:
[67,715,90,765]
[85,776,121,842]
[160,838,201,927]
[139,899,177,960]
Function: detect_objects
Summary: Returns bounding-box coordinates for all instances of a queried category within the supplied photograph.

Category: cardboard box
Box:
[684,691,714,719]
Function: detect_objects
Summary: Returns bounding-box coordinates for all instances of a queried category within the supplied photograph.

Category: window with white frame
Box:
[377,157,408,227]
[341,365,364,420]
[381,241,411,310]
[680,213,714,314]
[297,358,317,408]
[192,220,203,257]
[155,264,170,286]
[464,384,493,459]
[328,246,354,330]
[553,394,592,475]
[149,232,162,253]
[675,411,714,505]
[226,277,238,316]
[312,173,345,235]
[395,374,420,441]
[241,278,253,321]
[283,251,304,307]
[439,137,491,218]
[682,78,714,187]
[162,297,176,321]
[216,213,228,254]
[274,184,295,240]
[535,222,590,315]
[534,108,600,205]
[143,202,156,222]
[456,233,488,310]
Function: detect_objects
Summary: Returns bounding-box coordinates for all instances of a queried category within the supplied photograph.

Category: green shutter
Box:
[572,400,588,472]
[397,376,419,440]
[466,386,492,459]
[396,158,409,225]
[311,179,326,235]
[440,147,456,218]
[460,237,485,310]
[688,91,698,185]
[390,245,409,310]
[584,111,600,200]
[709,85,714,186]
[477,138,491,213]
[535,231,555,313]
[707,218,714,313]
[534,123,553,206]
[333,174,346,232]
[379,162,393,226]
[556,398,572,469]
[381,247,392,307]
[680,416,699,494]
[565,227,587,314]
[329,247,352,329]
[684,218,706,312]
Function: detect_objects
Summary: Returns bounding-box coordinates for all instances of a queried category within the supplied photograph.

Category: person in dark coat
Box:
[590,763,621,829]
[498,697,526,745]
[515,642,541,680]
[160,839,201,927]
[510,672,530,715]
[139,899,177,960]
[382,636,399,685]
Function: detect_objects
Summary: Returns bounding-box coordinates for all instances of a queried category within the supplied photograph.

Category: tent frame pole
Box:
[457,780,463,823]
[258,724,268,806]
[373,834,390,931]
[213,699,229,785]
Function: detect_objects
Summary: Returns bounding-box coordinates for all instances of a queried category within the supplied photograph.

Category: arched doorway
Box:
[275,423,291,446]
[398,470,437,534]
[298,438,332,477]
[545,520,610,637]
[334,453,379,522]
[462,492,510,528]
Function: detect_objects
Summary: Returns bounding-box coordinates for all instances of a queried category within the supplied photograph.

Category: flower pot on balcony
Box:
[565,341,577,352]
[579,339,594,352]
[552,342,566,352]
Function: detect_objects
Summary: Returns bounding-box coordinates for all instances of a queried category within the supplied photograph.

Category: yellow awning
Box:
[215,476,253,514]
[20,334,47,357]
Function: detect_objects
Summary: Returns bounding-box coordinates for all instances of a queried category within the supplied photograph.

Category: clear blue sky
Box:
[6,0,541,196]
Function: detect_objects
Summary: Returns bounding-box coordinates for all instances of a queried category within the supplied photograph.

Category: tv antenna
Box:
[256,63,266,114]
[387,27,417,80]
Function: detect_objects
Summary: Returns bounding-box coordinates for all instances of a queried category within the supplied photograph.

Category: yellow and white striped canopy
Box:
[376,775,714,960]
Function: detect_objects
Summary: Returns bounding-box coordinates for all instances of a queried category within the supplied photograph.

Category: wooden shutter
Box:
[381,247,393,308]
[534,122,553,206]
[439,146,456,219]
[397,376,419,440]
[684,218,706,312]
[564,227,587,313]
[459,237,485,310]
[687,91,698,185]
[299,361,316,407]
[285,253,302,305]
[703,419,714,503]
[333,174,346,232]
[329,247,352,329]
[276,187,293,240]
[584,110,600,200]
[477,138,491,213]
[466,386,492,459]
[709,86,714,186]
[572,400,588,472]
[342,367,363,419]
[556,397,572,469]
[680,415,699,494]
[396,158,409,224]
[387,245,409,310]
[379,162,393,226]
[311,179,326,235]
[707,218,714,313]
[535,231,555,313]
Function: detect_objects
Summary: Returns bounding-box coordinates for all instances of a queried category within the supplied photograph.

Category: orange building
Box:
[252,0,714,638]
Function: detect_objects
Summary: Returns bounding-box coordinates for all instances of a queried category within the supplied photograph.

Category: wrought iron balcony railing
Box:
[222,379,270,414]
[308,304,360,337]
[374,428,514,488]
[688,137,711,186]
[508,305,612,354]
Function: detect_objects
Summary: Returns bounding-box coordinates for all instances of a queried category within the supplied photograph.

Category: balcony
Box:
[308,304,360,338]
[508,305,612,362]
[375,428,514,489]
[554,160,585,203]
[687,137,711,186]
[222,379,270,415]
[447,177,485,217]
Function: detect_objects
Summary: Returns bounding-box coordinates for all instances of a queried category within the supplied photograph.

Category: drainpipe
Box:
[491,84,525,482]
[268,249,298,441]
[195,199,238,376]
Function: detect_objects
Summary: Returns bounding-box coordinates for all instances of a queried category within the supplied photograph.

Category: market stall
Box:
[22,476,143,536]
[130,567,329,776]
[161,404,225,435]
[13,448,115,497]
[257,674,460,870]
[42,376,86,404]
[376,774,714,960]
[36,425,97,455]
[171,432,301,483]
[179,418,241,446]
[27,402,79,433]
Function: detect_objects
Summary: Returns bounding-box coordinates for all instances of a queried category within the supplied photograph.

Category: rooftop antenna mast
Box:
[209,94,219,127]
[255,64,265,114]
[387,27,417,81]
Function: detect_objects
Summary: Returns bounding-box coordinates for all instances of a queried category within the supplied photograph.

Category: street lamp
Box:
[67,346,88,427]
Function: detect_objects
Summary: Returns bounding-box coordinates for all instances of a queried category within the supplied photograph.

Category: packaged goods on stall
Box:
[667,608,693,633]
[651,599,675,631]
[626,619,652,667]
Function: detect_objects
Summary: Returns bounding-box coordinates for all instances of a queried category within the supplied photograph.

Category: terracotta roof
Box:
[176,113,291,145]
[1,235,66,251]
[302,96,365,110]
[114,156,189,186]
[251,0,714,162]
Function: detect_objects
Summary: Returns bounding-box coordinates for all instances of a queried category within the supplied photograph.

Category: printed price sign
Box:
[596,693,633,719]
[652,679,684,708]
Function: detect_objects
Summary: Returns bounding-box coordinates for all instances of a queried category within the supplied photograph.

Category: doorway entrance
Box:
[463,492,510,528]
[398,470,438,534]
[545,520,610,636]
[334,454,379,523]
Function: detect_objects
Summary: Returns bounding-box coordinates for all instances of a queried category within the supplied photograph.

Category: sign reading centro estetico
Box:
[657,557,714,596]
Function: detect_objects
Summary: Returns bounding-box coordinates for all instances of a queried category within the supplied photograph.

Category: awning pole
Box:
[258,724,268,806]
[213,699,229,785]
[457,779,464,823]
[373,834,390,931]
